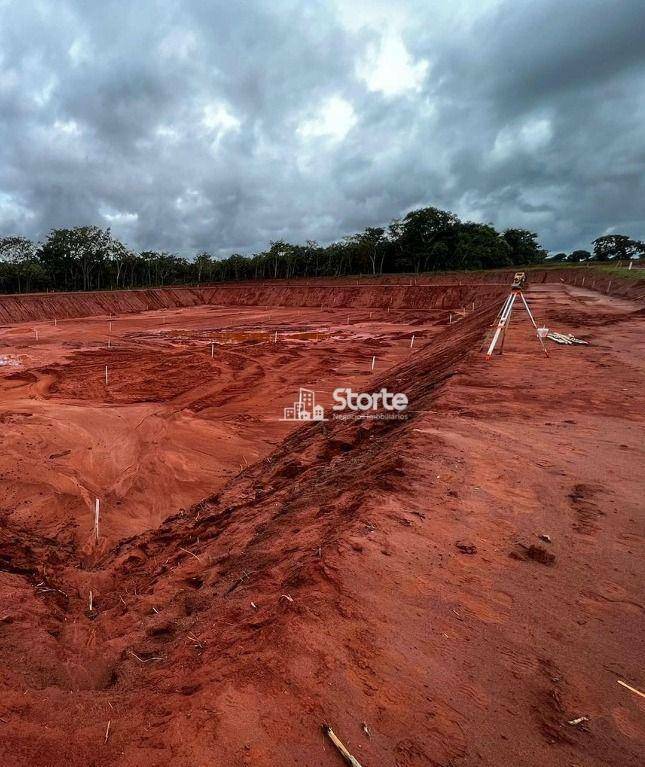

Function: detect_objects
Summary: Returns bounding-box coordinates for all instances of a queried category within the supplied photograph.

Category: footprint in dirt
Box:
[568,483,605,535]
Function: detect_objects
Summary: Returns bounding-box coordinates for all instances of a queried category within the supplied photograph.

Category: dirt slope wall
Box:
[534,268,645,300]
[1,267,640,325]
[0,283,507,324]
[200,283,507,310]
[223,268,645,300]
[0,287,205,324]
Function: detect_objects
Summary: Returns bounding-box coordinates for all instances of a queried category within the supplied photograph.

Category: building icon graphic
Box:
[282,387,325,421]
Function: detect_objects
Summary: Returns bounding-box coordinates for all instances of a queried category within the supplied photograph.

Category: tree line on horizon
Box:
[0,206,642,294]
[549,233,644,264]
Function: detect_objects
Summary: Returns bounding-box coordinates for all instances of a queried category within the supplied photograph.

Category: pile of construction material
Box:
[547,331,589,345]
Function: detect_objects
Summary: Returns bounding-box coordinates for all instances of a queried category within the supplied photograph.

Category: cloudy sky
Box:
[1,0,644,256]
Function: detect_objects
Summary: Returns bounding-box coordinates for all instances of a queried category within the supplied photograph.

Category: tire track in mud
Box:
[168,345,268,412]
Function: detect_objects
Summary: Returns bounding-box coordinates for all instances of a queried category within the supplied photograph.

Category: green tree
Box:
[38,226,117,291]
[0,236,37,292]
[455,223,512,269]
[267,241,290,279]
[194,251,212,283]
[502,229,546,265]
[593,234,637,261]
[346,227,386,275]
[227,253,247,281]
[399,207,459,273]
[568,249,591,262]
[107,239,134,289]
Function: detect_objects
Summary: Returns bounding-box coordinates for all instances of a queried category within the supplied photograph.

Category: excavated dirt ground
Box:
[0,304,446,546]
[0,281,643,766]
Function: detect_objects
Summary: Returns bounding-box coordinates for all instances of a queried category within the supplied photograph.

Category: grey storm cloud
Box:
[0,0,644,256]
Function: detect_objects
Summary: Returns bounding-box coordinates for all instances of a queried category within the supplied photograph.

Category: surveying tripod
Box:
[485,272,549,360]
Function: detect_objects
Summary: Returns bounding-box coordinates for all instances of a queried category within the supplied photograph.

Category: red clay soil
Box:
[200,267,645,301]
[0,280,643,766]
[0,282,507,324]
[0,267,641,325]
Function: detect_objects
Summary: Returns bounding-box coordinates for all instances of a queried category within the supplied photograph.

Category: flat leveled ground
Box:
[0,283,643,767]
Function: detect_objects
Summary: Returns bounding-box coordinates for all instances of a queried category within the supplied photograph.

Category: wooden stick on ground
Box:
[94,498,100,541]
[178,546,202,562]
[322,724,364,767]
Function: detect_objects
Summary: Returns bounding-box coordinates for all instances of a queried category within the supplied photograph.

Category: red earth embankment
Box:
[501,267,645,300]
[1,268,641,325]
[0,286,205,324]
[203,267,645,301]
[218,267,645,301]
[200,282,507,310]
[0,282,507,324]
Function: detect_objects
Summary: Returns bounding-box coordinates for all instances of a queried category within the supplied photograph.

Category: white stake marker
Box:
[211,342,214,357]
[410,334,415,348]
[371,355,376,371]
[449,313,452,324]
[94,498,100,541]
[105,365,108,385]
[274,331,278,343]
[34,329,38,341]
